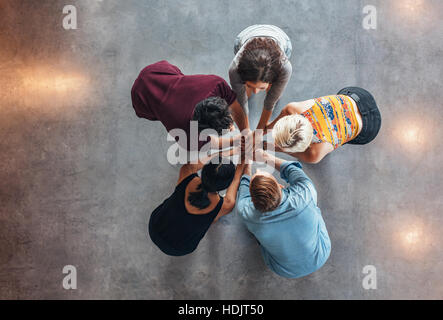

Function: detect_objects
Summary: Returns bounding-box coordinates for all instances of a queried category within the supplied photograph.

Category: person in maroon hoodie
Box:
[131,60,245,152]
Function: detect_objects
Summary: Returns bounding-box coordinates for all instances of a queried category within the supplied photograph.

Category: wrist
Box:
[262,151,272,161]
[210,135,219,147]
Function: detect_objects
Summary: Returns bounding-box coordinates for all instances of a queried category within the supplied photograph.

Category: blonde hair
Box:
[272,114,313,153]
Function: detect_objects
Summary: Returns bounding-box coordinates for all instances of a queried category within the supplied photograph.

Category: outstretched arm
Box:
[264,99,317,133]
[229,100,249,131]
[264,140,333,164]
[262,60,293,128]
[209,133,239,151]
[214,163,246,222]
[228,63,250,131]
[243,163,252,177]
[256,108,273,131]
[286,142,334,164]
[177,149,238,185]
[256,150,286,172]
[264,102,299,132]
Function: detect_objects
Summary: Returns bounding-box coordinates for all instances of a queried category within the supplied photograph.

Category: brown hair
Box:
[250,175,282,212]
[237,37,284,84]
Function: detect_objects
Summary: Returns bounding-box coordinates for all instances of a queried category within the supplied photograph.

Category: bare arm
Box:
[264,102,298,132]
[214,164,246,222]
[177,150,235,185]
[228,62,250,131]
[256,108,273,131]
[229,100,249,131]
[209,133,241,151]
[264,139,333,164]
[264,99,316,133]
[243,164,252,176]
[287,142,334,164]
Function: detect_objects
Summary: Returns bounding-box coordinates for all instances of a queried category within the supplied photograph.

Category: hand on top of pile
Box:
[236,129,271,164]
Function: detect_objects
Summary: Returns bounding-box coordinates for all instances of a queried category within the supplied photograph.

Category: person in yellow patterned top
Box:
[266,87,381,163]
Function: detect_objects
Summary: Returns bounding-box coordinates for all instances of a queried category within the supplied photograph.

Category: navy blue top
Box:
[149,173,224,256]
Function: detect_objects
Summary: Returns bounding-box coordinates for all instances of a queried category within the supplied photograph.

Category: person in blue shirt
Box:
[236,149,331,278]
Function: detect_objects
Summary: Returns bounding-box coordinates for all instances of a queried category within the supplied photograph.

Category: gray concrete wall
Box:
[0,0,442,299]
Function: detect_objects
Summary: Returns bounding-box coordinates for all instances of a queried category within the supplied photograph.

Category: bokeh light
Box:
[393,218,433,258]
[390,0,433,25]
[392,118,430,154]
[401,0,424,12]
[21,67,89,94]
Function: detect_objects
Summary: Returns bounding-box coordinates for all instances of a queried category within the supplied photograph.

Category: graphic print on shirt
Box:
[301,95,359,149]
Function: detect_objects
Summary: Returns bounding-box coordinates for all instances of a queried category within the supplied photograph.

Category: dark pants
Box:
[337,87,382,145]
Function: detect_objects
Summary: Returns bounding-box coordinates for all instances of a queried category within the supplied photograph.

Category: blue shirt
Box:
[236,161,331,278]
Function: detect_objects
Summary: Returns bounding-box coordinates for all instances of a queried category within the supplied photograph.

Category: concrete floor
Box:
[0,0,442,299]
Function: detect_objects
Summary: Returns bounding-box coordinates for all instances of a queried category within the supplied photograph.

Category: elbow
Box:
[306,152,324,164]
[282,103,297,116]
[296,149,321,164]
[179,164,191,175]
[223,198,236,213]
[307,156,321,164]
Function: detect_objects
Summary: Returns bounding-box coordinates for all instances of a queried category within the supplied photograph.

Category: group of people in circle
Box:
[131,25,381,278]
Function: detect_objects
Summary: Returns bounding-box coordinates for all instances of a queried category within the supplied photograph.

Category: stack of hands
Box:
[231,129,275,165]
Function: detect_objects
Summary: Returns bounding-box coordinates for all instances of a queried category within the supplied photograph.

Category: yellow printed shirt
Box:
[301,95,360,149]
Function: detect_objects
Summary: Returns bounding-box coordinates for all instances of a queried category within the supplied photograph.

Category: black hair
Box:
[192,96,233,135]
[188,157,235,210]
[237,37,284,84]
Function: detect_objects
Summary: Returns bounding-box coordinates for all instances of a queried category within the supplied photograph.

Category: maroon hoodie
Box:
[131,60,237,151]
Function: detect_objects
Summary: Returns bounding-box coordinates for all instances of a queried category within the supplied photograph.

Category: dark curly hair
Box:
[192,96,233,135]
[237,37,284,84]
[188,157,236,209]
